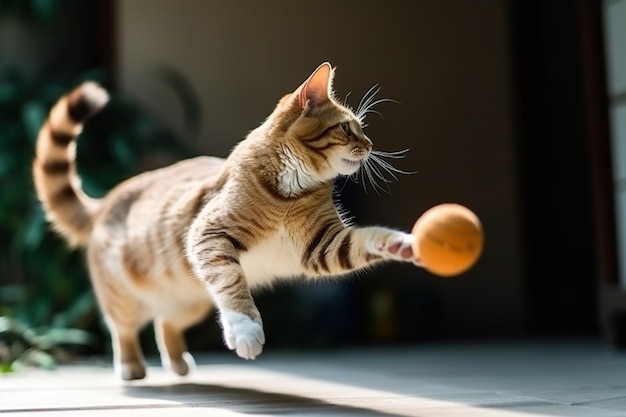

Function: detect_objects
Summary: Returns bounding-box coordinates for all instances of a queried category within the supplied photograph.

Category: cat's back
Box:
[119,155,225,194]
[95,155,225,234]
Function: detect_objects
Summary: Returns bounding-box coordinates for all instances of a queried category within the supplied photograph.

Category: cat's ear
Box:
[297,62,334,109]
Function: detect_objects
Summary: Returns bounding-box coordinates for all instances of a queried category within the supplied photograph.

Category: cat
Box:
[33,62,419,381]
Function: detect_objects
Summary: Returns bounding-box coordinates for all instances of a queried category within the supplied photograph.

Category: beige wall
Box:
[117,0,525,336]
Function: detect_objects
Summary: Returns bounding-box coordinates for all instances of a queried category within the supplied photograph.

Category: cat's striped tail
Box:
[32,82,109,247]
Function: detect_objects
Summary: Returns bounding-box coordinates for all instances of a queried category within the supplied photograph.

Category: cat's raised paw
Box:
[220,309,265,360]
[373,232,417,263]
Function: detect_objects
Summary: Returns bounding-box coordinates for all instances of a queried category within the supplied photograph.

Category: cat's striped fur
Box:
[33,63,418,380]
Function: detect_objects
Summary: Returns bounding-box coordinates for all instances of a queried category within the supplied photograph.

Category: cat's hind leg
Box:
[88,248,150,381]
[155,301,212,376]
[107,317,149,381]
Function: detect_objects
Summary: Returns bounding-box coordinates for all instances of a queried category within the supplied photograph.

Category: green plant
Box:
[0,69,197,363]
[0,310,95,373]
[0,0,201,368]
[0,0,200,370]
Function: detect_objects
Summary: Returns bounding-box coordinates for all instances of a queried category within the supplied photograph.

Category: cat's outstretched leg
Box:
[303,225,419,276]
[361,228,418,264]
[155,301,212,376]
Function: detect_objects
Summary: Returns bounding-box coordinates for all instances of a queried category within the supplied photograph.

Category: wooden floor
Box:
[3,340,626,416]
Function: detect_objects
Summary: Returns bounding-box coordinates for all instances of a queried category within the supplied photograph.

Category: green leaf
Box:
[0,316,30,337]
[0,82,19,106]
[19,348,56,370]
[0,153,19,178]
[26,298,52,328]
[20,207,46,250]
[0,285,26,305]
[29,0,59,24]
[0,316,16,333]
[0,362,14,374]
[110,134,135,168]
[22,100,46,144]
[79,175,107,198]
[51,291,96,328]
[35,327,96,350]
[20,326,39,346]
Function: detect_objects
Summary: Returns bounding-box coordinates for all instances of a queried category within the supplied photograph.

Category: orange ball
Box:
[412,204,484,277]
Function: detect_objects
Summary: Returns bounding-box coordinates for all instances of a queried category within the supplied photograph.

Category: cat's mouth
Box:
[341,158,362,168]
[338,158,364,175]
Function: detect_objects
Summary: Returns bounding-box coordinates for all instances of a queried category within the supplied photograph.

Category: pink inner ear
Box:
[298,85,308,109]
[298,62,332,109]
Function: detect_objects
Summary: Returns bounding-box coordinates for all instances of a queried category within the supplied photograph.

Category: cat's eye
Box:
[340,122,352,137]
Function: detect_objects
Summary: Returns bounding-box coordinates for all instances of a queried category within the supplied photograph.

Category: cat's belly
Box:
[239,231,304,288]
[142,266,211,314]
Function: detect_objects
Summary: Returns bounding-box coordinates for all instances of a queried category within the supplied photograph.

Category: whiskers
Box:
[355,84,399,127]
[361,149,416,195]
[338,84,415,195]
[338,148,415,195]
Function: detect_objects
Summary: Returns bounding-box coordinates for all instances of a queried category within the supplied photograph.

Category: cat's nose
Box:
[362,137,373,151]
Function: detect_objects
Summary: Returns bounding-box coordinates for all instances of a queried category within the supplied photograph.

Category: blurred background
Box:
[1,0,624,369]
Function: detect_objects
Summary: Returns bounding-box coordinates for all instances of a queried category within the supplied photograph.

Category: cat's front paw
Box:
[220,309,265,360]
[372,232,418,264]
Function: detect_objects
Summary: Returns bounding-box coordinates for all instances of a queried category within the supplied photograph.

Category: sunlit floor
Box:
[3,340,626,416]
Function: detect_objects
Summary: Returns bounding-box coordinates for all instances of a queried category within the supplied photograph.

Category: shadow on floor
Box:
[124,383,402,416]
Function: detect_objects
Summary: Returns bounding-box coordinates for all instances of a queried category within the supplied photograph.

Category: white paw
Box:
[371,232,418,264]
[220,309,265,360]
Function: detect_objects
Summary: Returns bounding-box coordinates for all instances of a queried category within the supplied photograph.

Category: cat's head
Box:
[261,62,408,196]
[266,63,373,182]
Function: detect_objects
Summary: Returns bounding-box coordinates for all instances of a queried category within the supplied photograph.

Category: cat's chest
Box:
[239,227,303,287]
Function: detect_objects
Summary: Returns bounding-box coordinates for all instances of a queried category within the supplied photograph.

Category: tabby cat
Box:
[33,63,419,380]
